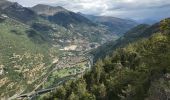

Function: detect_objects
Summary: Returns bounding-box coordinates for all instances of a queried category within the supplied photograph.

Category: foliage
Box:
[160,18,170,34]
[44,30,170,100]
[0,18,57,97]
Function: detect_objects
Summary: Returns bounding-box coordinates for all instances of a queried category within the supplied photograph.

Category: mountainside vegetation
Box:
[0,1,119,98]
[1,0,170,99]
[31,4,117,44]
[0,15,60,98]
[31,5,94,27]
[0,2,38,23]
[90,21,164,62]
[41,18,170,100]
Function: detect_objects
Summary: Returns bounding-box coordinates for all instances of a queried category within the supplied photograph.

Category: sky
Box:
[8,0,170,21]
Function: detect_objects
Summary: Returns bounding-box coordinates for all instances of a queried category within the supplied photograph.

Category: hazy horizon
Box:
[8,0,170,22]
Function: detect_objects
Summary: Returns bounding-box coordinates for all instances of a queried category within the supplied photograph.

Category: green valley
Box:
[0,0,117,99]
[0,0,170,100]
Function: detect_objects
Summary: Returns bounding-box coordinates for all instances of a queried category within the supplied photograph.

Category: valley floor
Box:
[8,50,94,99]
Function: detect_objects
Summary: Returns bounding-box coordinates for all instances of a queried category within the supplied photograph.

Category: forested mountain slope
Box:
[91,20,165,62]
[42,18,170,100]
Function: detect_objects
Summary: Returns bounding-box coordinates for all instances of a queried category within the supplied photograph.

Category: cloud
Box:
[8,0,170,20]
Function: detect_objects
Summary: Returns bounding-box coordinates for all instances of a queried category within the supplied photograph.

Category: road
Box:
[17,73,82,99]
[15,54,94,99]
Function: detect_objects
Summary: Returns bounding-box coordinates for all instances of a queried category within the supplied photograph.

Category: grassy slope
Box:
[0,18,59,98]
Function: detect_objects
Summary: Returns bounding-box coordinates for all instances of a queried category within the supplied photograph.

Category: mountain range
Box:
[79,13,138,35]
[31,4,95,28]
[31,4,138,35]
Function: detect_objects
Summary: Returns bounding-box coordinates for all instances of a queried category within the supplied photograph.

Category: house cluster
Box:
[54,55,86,70]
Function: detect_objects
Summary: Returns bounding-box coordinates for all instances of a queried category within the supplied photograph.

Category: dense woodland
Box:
[41,19,170,100]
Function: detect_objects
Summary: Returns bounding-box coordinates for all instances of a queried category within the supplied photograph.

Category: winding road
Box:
[13,54,94,100]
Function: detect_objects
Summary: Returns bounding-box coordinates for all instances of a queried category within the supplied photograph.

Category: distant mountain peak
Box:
[0,0,37,23]
[33,4,65,9]
[31,4,95,27]
[31,4,68,15]
[0,0,13,9]
[9,2,24,9]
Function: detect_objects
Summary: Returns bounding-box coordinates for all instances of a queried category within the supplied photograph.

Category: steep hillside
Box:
[32,5,94,28]
[31,4,117,44]
[80,13,138,35]
[0,1,119,98]
[0,15,59,98]
[0,14,95,99]
[1,1,160,99]
[42,19,170,100]
[48,11,95,28]
[91,21,164,62]
[0,1,38,23]
[32,4,94,27]
[0,1,116,46]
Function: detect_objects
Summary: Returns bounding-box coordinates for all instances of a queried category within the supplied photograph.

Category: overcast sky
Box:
[8,0,170,21]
